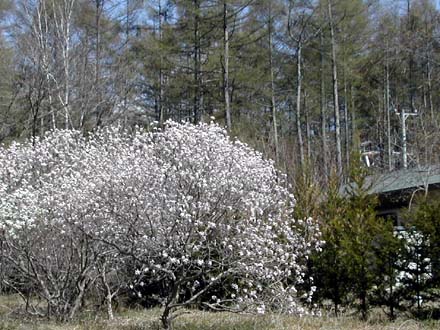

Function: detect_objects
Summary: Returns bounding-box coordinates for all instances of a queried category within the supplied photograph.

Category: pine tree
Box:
[312,172,351,316]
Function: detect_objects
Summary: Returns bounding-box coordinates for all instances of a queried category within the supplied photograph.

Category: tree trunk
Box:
[99,262,115,320]
[31,103,39,146]
[360,263,368,320]
[328,0,343,179]
[161,282,181,330]
[63,2,73,130]
[407,0,415,111]
[161,304,172,330]
[426,49,434,126]
[193,0,201,124]
[268,9,279,164]
[106,293,114,320]
[223,0,231,131]
[360,289,367,320]
[40,109,44,137]
[158,0,165,126]
[68,276,88,320]
[320,28,328,182]
[351,85,357,150]
[389,270,395,320]
[386,54,392,171]
[95,0,103,126]
[305,90,311,160]
[344,74,349,170]
[296,44,304,167]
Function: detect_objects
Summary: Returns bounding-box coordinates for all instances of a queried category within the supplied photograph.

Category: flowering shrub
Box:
[395,229,432,312]
[0,121,320,328]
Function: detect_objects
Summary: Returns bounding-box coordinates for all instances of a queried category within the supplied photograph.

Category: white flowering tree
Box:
[0,129,139,319]
[0,121,321,328]
[0,130,119,319]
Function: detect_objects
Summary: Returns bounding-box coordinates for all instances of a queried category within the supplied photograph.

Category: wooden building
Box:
[368,167,440,227]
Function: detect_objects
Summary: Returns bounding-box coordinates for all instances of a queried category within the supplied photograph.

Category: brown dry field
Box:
[1,295,439,330]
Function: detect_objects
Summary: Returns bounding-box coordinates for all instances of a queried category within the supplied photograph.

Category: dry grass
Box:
[1,295,440,330]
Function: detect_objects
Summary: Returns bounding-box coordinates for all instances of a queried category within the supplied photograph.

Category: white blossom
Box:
[0,121,321,321]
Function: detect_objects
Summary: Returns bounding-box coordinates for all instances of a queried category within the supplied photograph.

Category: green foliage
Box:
[341,156,381,318]
[410,197,440,287]
[369,221,404,320]
[400,196,440,316]
[293,161,322,221]
[311,172,351,316]
[313,155,401,319]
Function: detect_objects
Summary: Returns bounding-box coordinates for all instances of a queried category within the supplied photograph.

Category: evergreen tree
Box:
[401,196,440,316]
[312,172,352,316]
[370,222,404,320]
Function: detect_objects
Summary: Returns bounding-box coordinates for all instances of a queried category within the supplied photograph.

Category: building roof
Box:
[368,166,440,195]
[340,166,440,197]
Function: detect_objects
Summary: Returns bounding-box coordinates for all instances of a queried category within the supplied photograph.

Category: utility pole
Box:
[395,107,418,169]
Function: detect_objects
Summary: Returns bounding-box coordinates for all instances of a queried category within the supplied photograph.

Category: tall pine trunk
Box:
[158,0,164,126]
[268,8,279,164]
[386,51,392,171]
[296,44,304,167]
[320,28,328,181]
[223,1,231,131]
[193,0,201,124]
[328,0,343,178]
[95,0,103,127]
[344,73,349,170]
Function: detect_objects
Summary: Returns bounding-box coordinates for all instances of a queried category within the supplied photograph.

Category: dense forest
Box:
[1,0,440,183]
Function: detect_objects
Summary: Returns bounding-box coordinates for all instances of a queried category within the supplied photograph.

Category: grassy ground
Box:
[1,295,440,330]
